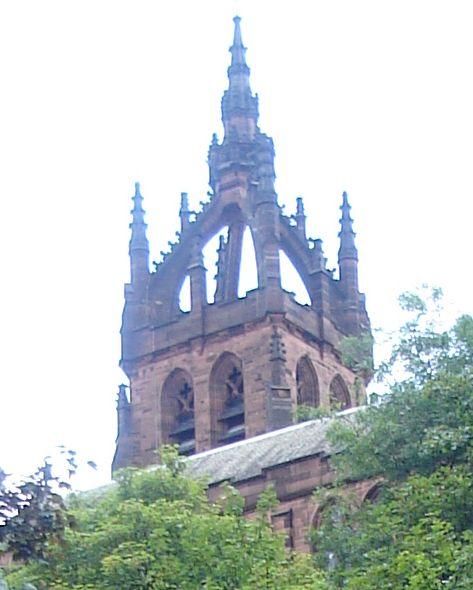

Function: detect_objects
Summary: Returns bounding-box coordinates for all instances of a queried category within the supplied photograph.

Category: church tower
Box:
[113,17,371,472]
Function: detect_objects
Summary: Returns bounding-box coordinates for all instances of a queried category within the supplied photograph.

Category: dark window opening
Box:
[169,381,195,455]
[329,374,351,411]
[296,356,320,407]
[162,369,196,456]
[218,365,245,443]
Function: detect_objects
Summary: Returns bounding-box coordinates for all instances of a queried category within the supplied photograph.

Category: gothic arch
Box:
[329,374,352,411]
[311,497,337,532]
[310,497,339,556]
[149,201,247,317]
[296,356,320,407]
[209,352,245,445]
[161,368,195,455]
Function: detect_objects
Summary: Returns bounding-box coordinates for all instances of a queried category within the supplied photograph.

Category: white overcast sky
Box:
[1,1,472,488]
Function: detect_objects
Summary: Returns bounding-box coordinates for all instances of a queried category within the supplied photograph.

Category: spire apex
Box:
[221,16,258,139]
[231,16,245,65]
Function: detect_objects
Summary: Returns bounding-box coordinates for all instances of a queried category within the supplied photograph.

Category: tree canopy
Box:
[312,289,473,588]
[3,447,328,590]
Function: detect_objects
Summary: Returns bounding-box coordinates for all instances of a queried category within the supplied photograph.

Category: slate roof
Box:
[185,407,361,486]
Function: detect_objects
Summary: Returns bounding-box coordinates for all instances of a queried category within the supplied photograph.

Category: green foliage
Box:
[313,468,473,588]
[330,290,473,482]
[5,447,328,590]
[313,288,473,587]
[339,332,374,384]
[0,450,78,563]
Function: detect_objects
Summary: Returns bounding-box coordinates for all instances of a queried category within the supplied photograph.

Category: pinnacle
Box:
[132,181,145,213]
[338,191,357,261]
[129,182,149,252]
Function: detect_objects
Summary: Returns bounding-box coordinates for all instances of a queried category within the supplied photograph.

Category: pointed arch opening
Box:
[329,374,352,411]
[178,275,191,312]
[209,352,245,445]
[296,356,320,408]
[161,368,195,455]
[238,225,258,297]
[203,227,229,303]
[279,250,311,305]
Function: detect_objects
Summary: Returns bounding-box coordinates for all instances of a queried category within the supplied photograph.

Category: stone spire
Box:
[221,16,259,140]
[338,191,358,263]
[129,182,149,284]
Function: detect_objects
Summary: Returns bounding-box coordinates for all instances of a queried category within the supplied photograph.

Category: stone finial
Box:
[230,16,246,66]
[296,196,305,216]
[179,192,191,231]
[294,196,306,236]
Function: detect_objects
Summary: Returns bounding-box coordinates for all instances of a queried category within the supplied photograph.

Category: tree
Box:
[5,446,329,590]
[0,451,78,564]
[311,288,473,587]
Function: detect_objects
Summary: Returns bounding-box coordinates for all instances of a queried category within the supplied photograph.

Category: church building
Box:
[113,17,373,550]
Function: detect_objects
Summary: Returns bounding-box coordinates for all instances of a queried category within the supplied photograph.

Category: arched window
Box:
[296,356,320,407]
[161,369,195,455]
[210,352,245,445]
[329,374,352,411]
